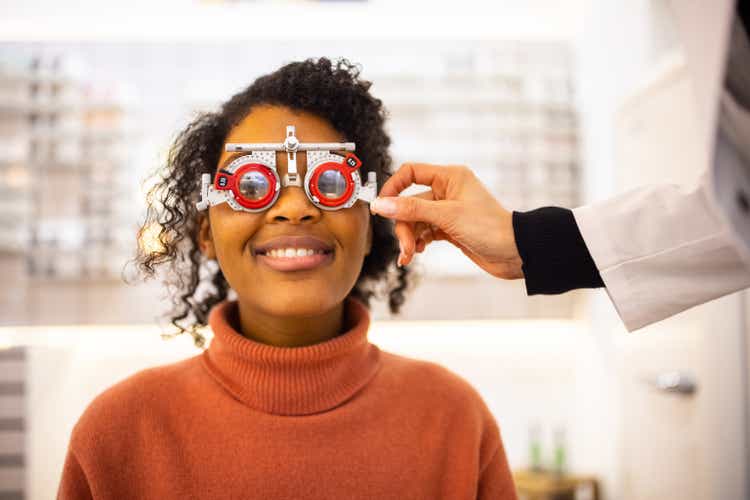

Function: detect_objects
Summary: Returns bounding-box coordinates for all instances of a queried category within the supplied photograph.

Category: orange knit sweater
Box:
[57,296,517,499]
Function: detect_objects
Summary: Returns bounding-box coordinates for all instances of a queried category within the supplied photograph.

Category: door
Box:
[612,50,748,499]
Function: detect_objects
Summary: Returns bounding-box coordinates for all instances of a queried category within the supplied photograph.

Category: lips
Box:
[253,235,335,256]
[252,235,335,272]
[256,251,334,272]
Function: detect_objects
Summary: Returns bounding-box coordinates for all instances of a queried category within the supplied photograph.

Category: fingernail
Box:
[372,197,397,217]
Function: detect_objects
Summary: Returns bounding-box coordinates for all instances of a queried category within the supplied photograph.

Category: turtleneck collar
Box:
[201,296,381,416]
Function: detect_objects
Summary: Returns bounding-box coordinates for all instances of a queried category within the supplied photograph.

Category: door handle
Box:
[641,371,698,395]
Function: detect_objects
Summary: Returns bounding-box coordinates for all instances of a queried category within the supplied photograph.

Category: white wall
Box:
[574,1,749,499]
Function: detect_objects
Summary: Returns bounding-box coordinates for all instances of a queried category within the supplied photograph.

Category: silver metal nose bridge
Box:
[225,125,356,188]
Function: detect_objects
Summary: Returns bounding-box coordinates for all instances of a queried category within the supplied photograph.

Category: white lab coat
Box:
[572,0,750,332]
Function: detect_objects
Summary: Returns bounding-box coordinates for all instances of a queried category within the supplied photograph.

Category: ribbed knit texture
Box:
[202,297,380,416]
[57,296,517,499]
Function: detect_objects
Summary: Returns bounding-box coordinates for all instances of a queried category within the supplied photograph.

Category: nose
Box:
[265,185,322,224]
[265,150,321,224]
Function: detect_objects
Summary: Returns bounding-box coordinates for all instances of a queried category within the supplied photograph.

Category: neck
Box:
[203,296,379,415]
[235,300,345,347]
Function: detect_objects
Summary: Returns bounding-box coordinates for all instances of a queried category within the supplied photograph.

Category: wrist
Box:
[497,207,524,279]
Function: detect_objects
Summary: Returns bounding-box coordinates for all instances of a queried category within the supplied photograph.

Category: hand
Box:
[370,163,524,280]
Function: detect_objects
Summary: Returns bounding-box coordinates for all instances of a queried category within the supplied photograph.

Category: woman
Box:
[57,58,517,499]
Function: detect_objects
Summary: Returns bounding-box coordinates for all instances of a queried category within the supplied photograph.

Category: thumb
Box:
[371,196,454,226]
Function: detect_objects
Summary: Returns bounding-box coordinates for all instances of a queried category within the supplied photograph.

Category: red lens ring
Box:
[231,163,278,209]
[309,163,355,207]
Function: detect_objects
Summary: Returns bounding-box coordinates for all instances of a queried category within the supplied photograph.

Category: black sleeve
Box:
[739,0,749,36]
[512,207,604,295]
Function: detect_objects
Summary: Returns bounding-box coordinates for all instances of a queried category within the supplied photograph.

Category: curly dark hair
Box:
[125,57,414,349]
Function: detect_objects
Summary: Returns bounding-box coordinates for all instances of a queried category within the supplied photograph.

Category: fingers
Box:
[394,220,416,267]
[402,225,449,265]
[404,223,441,266]
[372,191,435,267]
[370,188,435,217]
[416,239,427,253]
[411,222,431,255]
[378,163,452,198]
[372,188,445,267]
[397,218,436,266]
[371,193,455,226]
[415,224,438,253]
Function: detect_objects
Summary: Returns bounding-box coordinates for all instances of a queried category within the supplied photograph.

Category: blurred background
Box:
[0,0,748,499]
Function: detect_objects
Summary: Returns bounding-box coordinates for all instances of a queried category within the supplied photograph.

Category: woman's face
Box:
[198,105,373,318]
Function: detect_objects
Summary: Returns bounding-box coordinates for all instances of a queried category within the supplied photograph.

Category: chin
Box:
[258,292,343,317]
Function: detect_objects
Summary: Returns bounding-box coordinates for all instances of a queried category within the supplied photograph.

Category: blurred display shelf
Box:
[25,274,129,285]
[385,127,579,142]
[375,43,581,278]
[0,239,28,253]
[0,97,130,117]
[16,159,127,172]
[0,68,82,86]
[19,127,138,143]
[0,101,87,115]
[378,99,576,113]
[0,53,138,280]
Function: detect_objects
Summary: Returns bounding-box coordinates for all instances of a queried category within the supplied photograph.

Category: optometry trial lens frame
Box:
[196,125,377,213]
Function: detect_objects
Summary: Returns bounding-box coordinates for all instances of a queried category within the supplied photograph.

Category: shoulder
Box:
[68,355,202,451]
[376,350,502,450]
[377,350,493,418]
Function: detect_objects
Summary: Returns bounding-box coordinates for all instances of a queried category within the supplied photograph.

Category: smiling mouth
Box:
[255,248,335,272]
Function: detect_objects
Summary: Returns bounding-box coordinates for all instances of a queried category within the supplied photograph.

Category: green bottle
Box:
[529,423,543,472]
[553,427,566,476]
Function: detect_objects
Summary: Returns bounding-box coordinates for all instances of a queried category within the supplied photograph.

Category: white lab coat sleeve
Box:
[572,173,750,332]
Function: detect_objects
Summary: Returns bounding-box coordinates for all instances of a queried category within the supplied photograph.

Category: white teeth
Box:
[263,248,327,258]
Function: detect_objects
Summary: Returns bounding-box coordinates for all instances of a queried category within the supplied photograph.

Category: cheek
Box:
[335,209,371,256]
[210,210,264,260]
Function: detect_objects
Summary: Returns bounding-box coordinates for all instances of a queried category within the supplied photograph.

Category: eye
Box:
[238,170,270,200]
[316,169,348,199]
